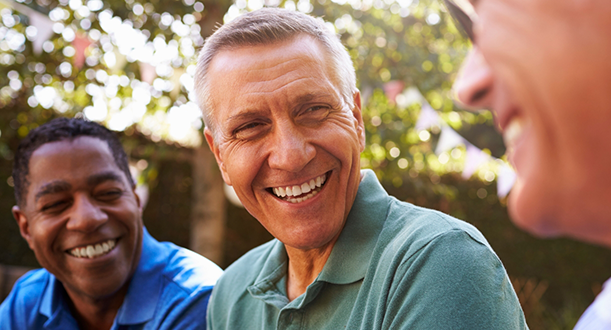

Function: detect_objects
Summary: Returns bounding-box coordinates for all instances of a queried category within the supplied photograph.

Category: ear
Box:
[132,186,143,212]
[351,91,366,152]
[13,205,35,250]
[204,127,232,186]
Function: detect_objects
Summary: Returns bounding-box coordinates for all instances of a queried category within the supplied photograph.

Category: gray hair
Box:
[194,8,357,137]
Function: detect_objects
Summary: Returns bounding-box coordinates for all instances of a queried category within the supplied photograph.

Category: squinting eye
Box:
[299,105,330,122]
[97,190,123,201]
[306,106,326,112]
[233,122,267,140]
[41,200,69,212]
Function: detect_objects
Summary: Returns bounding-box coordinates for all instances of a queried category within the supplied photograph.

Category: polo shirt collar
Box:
[247,170,389,304]
[37,227,163,327]
[115,227,166,325]
[317,169,389,285]
[248,240,290,309]
[40,273,74,328]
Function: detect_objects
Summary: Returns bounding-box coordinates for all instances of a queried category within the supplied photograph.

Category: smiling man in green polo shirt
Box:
[194,8,527,330]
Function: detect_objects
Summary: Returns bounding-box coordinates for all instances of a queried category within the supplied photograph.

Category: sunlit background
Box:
[1,0,610,329]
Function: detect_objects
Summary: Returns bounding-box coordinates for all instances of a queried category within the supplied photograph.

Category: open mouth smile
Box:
[270,172,328,204]
[67,238,118,259]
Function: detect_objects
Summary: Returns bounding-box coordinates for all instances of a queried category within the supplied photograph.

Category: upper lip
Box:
[494,104,521,133]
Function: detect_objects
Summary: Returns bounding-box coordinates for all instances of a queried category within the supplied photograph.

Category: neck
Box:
[284,237,339,302]
[65,283,129,330]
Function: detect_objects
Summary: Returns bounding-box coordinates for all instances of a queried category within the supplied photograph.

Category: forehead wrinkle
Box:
[35,181,72,202]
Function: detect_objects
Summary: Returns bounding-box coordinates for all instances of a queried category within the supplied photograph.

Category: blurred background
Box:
[0,0,609,328]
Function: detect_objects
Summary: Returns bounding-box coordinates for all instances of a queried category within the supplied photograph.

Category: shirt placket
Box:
[277,308,303,330]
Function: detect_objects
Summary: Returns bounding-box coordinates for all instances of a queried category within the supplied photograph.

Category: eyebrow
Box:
[35,181,72,203]
[33,171,126,203]
[86,171,126,187]
[292,92,335,105]
[224,93,337,125]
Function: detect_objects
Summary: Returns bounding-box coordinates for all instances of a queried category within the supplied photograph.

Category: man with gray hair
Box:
[196,8,526,329]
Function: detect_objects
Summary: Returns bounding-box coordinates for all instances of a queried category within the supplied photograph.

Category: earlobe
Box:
[12,206,34,250]
[204,127,232,186]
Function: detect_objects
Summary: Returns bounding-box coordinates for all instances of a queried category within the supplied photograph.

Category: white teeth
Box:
[271,173,328,203]
[86,246,95,258]
[503,117,525,149]
[68,239,117,259]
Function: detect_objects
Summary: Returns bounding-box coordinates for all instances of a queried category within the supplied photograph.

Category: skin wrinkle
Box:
[454,0,611,245]
[205,35,364,299]
[35,181,73,203]
[205,36,347,140]
[13,136,143,329]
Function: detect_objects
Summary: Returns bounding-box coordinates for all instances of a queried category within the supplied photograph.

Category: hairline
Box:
[19,136,135,208]
[194,9,357,144]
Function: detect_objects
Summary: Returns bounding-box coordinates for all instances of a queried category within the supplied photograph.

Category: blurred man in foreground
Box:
[195,8,526,329]
[446,0,611,327]
[0,118,223,329]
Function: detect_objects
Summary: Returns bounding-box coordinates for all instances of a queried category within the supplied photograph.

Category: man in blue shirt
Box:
[0,118,223,329]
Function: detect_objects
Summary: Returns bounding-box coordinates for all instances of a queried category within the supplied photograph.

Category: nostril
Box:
[470,87,490,104]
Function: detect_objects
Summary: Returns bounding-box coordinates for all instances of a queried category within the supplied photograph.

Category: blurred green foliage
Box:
[0,0,610,329]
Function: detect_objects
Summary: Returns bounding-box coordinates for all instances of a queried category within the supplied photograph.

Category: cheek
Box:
[222,145,264,191]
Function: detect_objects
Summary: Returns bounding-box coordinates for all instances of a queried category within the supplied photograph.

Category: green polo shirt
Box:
[207,170,527,329]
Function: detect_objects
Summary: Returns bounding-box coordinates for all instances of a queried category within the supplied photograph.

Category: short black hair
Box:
[13,117,134,206]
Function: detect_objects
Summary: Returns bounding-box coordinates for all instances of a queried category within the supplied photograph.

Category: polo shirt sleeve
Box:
[0,271,42,330]
[0,283,25,330]
[383,229,527,330]
[152,279,214,330]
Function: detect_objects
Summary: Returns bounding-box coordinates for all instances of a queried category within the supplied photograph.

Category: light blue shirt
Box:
[574,278,611,330]
[0,228,222,329]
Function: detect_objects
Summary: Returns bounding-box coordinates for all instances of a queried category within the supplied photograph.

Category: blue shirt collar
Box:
[38,227,165,326]
[115,227,166,325]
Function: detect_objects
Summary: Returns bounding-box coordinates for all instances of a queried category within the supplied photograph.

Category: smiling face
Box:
[204,35,365,252]
[13,136,142,302]
[453,0,611,246]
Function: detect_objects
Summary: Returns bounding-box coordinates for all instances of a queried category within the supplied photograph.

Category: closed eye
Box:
[297,105,331,124]
[41,200,70,213]
[233,121,268,140]
[97,189,124,201]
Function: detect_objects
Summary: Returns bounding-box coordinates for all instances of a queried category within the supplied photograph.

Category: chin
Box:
[507,180,562,239]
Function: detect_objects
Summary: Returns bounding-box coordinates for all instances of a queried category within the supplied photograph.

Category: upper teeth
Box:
[68,239,116,259]
[503,117,525,149]
[272,173,326,203]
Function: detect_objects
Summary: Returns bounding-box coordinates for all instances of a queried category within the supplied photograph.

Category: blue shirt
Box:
[0,228,223,329]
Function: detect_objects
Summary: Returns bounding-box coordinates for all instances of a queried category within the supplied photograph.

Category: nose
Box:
[267,120,316,173]
[453,47,494,110]
[66,194,108,233]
